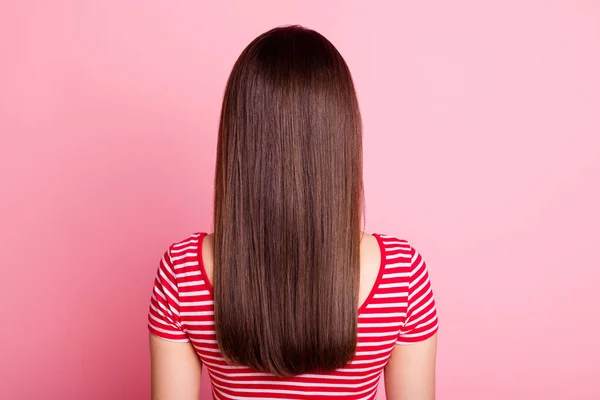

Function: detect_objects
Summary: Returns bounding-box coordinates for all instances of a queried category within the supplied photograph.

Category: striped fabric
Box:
[148,232,438,399]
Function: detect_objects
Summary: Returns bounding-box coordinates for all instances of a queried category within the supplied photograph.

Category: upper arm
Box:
[385,243,439,399]
[384,333,437,400]
[148,247,202,399]
[150,333,202,400]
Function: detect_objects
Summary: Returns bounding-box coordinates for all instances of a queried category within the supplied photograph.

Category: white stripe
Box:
[201,353,227,362]
[357,331,398,338]
[209,376,379,396]
[356,338,398,347]
[179,280,203,287]
[384,262,411,269]
[386,253,411,260]
[366,302,407,309]
[360,312,406,318]
[180,305,214,314]
[179,310,213,316]
[358,322,400,328]
[173,261,200,270]
[181,301,215,307]
[194,346,222,353]
[349,355,390,365]
[379,282,408,289]
[180,290,210,297]
[171,252,198,261]
[382,272,410,279]
[381,238,408,245]
[207,369,381,381]
[201,359,252,370]
[386,246,410,252]
[172,238,199,248]
[209,370,381,389]
[373,292,406,299]
[188,329,216,334]
[170,245,197,254]
[176,270,202,278]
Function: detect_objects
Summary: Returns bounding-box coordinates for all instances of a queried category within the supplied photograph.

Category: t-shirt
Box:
[148,232,439,399]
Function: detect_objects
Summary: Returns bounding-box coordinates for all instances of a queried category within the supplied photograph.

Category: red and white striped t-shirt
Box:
[148,232,438,400]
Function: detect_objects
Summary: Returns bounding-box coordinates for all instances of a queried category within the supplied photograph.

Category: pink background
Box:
[1,0,599,399]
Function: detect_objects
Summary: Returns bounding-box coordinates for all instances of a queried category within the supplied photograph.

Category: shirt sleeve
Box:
[147,247,189,342]
[396,244,439,344]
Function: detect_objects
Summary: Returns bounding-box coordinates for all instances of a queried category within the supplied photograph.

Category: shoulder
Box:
[374,233,410,246]
[162,232,208,270]
[374,233,426,272]
[168,232,206,251]
[374,233,412,255]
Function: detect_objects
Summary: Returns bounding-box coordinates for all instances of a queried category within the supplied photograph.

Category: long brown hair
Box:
[213,25,364,376]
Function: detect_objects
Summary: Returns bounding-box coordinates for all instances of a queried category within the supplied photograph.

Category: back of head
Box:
[213,25,364,376]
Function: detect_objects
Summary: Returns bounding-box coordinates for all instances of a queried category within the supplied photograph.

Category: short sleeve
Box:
[396,244,439,344]
[147,248,189,342]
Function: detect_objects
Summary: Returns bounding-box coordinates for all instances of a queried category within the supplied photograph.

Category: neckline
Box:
[358,233,386,315]
[196,232,386,316]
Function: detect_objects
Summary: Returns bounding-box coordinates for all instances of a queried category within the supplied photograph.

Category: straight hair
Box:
[213,25,364,376]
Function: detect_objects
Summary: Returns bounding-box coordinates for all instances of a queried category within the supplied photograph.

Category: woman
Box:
[148,25,438,400]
